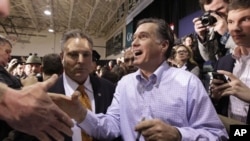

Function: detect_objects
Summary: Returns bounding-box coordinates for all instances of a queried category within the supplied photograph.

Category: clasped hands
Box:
[49,91,87,124]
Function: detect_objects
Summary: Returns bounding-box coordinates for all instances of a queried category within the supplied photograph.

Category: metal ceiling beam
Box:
[84,0,100,29]
[50,0,55,31]
[99,0,123,32]
[67,0,74,30]
[21,0,38,31]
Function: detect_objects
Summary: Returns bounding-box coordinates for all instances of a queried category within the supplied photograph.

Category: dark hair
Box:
[0,36,12,48]
[42,53,63,75]
[182,35,193,42]
[199,0,230,11]
[136,18,174,59]
[228,0,250,11]
[60,29,93,50]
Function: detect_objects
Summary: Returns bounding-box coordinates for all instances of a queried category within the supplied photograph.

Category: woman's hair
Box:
[174,44,198,66]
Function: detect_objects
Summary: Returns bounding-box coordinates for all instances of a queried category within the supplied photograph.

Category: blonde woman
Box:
[174,44,200,77]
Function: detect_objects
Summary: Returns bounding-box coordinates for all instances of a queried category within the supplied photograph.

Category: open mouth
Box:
[134,50,143,56]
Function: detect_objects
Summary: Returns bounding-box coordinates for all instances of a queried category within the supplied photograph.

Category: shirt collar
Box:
[135,61,170,87]
[63,72,91,92]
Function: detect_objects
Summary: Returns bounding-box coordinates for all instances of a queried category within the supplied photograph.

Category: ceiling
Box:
[0,0,141,41]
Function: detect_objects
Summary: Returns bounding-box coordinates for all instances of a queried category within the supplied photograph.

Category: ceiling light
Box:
[44,5,51,16]
[48,28,54,32]
[44,10,51,15]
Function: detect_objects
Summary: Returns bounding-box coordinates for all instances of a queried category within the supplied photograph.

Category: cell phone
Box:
[212,72,228,83]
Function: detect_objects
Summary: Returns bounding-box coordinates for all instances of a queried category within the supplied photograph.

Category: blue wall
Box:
[178,10,202,38]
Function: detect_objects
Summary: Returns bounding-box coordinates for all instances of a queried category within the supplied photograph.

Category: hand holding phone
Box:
[212,72,228,83]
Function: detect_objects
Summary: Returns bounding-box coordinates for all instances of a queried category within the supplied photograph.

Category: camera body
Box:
[200,11,217,26]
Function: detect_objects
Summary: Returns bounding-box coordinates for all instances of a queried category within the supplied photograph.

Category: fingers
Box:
[32,131,51,141]
[52,105,74,134]
[192,17,200,23]
[217,70,236,81]
[210,81,231,99]
[51,118,73,137]
[72,91,81,101]
[135,119,151,132]
[44,126,64,141]
[41,74,58,91]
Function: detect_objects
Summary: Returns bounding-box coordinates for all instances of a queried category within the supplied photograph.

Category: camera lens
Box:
[200,12,217,26]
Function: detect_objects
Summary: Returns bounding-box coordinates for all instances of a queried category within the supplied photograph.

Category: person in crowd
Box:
[182,35,193,47]
[6,58,18,74]
[91,50,101,76]
[24,53,42,77]
[0,0,74,140]
[95,65,102,77]
[99,65,119,84]
[108,60,115,71]
[173,44,200,77]
[14,62,26,79]
[50,18,228,140]
[0,35,23,140]
[116,57,122,67]
[182,35,204,69]
[210,0,250,124]
[111,64,127,82]
[48,29,121,141]
[21,53,43,86]
[193,0,235,66]
[123,48,137,74]
[41,53,63,81]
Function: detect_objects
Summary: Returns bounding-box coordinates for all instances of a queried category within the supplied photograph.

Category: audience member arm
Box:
[0,75,73,141]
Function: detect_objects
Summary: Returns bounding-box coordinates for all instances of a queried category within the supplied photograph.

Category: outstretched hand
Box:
[0,74,74,141]
[49,90,87,123]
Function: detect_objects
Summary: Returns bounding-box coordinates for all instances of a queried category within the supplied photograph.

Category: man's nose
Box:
[77,54,84,63]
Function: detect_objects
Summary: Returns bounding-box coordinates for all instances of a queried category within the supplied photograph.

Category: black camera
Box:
[200,11,217,26]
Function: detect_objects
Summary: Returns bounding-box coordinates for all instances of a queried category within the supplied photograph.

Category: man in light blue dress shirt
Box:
[52,18,228,141]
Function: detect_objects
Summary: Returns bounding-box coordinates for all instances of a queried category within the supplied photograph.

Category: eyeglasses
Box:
[124,57,134,63]
[177,50,188,54]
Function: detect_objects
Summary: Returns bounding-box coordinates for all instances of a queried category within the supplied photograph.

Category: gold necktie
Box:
[77,85,92,141]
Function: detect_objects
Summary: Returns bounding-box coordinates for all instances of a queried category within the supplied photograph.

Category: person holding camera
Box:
[193,0,236,66]
[210,0,250,124]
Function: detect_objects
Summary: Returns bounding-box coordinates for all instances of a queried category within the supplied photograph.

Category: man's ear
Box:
[161,40,169,51]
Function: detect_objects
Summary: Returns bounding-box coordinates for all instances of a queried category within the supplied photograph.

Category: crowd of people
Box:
[1,0,250,140]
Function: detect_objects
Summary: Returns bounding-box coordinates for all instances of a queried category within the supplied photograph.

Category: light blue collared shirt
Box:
[78,62,228,140]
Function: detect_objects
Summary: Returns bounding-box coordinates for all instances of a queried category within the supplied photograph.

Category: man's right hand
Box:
[193,17,207,41]
[0,74,74,141]
[49,91,87,124]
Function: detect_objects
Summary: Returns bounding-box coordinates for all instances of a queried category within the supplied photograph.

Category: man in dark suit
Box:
[210,0,250,124]
[48,29,121,141]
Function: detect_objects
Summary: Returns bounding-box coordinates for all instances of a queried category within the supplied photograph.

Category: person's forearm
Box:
[0,82,11,119]
[0,82,8,102]
[198,40,210,61]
